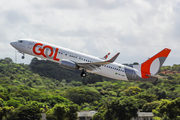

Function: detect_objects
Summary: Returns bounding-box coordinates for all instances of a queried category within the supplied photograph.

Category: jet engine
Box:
[60,59,79,70]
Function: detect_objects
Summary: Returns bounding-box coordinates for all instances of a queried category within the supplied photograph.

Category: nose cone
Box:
[10,42,17,48]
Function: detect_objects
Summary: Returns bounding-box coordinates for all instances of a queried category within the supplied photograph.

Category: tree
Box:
[139,82,153,89]
[46,103,78,120]
[6,99,21,108]
[142,101,160,112]
[0,98,4,107]
[1,106,14,120]
[65,104,79,120]
[7,102,42,120]
[92,112,103,120]
[99,96,138,120]
[121,86,141,96]
[53,104,69,120]
[46,104,69,120]
[65,87,101,105]
[3,57,13,64]
[0,107,2,120]
[82,74,103,85]
[40,95,71,108]
[134,93,157,102]
[136,99,147,109]
[153,98,180,119]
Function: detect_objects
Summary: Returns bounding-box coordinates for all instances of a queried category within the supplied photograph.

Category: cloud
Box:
[0,0,179,65]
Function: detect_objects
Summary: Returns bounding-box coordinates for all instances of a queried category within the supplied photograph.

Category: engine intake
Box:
[60,59,78,70]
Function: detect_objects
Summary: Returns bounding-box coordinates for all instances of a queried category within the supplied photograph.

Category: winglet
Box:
[106,52,120,62]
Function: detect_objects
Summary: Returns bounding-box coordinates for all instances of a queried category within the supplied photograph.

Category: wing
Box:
[77,53,120,71]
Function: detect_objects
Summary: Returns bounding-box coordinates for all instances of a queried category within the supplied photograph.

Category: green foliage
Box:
[0,57,13,64]
[136,99,147,109]
[5,99,21,108]
[134,93,157,102]
[0,98,4,107]
[153,98,180,119]
[160,66,171,71]
[8,102,42,120]
[40,95,71,107]
[82,74,103,85]
[65,104,79,120]
[46,104,78,120]
[1,106,14,119]
[139,82,153,89]
[71,81,82,86]
[92,112,103,120]
[121,86,141,96]
[65,87,101,105]
[142,101,160,112]
[1,57,180,119]
[100,96,138,120]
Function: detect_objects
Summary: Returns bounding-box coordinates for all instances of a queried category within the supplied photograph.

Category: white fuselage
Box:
[10,39,142,81]
[11,39,171,82]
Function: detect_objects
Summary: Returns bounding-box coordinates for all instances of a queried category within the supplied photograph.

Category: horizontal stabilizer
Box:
[146,74,167,79]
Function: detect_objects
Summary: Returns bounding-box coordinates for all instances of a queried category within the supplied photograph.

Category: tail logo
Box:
[141,48,171,78]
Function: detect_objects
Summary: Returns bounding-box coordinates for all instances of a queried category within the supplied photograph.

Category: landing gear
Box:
[81,71,86,77]
[21,53,25,59]
[22,56,25,59]
[18,51,25,59]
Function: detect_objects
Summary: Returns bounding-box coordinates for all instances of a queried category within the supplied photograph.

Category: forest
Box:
[0,57,180,120]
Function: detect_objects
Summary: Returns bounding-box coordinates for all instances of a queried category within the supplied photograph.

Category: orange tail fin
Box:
[141,48,171,78]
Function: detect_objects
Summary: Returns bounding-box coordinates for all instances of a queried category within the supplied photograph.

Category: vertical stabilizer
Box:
[140,48,171,78]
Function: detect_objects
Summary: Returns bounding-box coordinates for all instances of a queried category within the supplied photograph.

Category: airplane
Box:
[10,39,171,81]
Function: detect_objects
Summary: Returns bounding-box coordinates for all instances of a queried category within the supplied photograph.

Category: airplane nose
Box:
[10,42,17,48]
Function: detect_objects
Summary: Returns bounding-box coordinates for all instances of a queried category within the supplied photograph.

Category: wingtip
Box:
[107,52,120,62]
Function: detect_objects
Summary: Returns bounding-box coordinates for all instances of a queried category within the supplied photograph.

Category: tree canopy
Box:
[0,57,180,119]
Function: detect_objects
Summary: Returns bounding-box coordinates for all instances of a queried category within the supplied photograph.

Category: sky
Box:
[0,0,180,66]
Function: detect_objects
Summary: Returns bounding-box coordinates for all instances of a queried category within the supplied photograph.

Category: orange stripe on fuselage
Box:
[141,48,171,78]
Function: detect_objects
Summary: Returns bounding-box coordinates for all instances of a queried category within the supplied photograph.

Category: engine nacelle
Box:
[60,59,78,70]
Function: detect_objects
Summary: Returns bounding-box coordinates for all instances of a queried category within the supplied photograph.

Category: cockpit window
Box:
[18,40,23,43]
